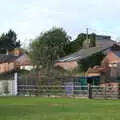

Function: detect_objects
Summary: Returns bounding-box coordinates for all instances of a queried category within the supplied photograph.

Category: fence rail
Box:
[17,85,120,99]
[0,77,119,99]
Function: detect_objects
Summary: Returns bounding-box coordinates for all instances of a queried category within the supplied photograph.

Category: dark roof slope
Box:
[56,45,113,62]
[15,54,32,66]
[57,37,117,62]
[0,54,18,63]
[113,51,120,57]
[96,39,115,47]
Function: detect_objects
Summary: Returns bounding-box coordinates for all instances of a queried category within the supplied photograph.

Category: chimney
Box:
[14,48,21,56]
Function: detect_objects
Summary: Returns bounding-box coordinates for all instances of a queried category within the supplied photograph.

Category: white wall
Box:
[0,80,17,96]
[20,65,33,71]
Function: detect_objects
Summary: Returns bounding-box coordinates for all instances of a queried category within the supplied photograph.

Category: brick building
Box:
[86,44,120,86]
[0,48,33,73]
[55,35,115,71]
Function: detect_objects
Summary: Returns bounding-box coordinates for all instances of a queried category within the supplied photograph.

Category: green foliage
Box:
[30,27,71,70]
[0,29,20,53]
[78,52,105,72]
[89,33,96,47]
[69,33,96,53]
[29,27,97,72]
[69,33,86,53]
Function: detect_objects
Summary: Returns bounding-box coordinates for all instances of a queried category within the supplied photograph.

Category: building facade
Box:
[0,48,33,74]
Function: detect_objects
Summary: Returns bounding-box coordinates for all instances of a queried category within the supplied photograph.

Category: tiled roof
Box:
[96,39,115,47]
[0,54,18,63]
[86,65,109,74]
[15,54,32,66]
[113,51,120,57]
[57,38,116,62]
[56,45,112,62]
[0,53,32,66]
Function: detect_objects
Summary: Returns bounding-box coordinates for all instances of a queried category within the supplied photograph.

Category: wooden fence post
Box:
[87,77,93,99]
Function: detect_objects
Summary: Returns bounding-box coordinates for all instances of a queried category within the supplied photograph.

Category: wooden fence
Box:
[17,85,120,99]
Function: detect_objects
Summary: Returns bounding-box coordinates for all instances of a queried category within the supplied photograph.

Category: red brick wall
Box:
[0,62,15,73]
[102,51,120,65]
[101,82,119,87]
[55,61,78,70]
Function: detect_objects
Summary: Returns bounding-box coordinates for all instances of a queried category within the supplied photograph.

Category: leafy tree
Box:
[78,52,105,72]
[30,27,71,70]
[69,33,96,53]
[69,33,86,53]
[0,29,20,53]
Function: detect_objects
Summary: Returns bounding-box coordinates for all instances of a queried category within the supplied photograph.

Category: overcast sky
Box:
[1,0,120,46]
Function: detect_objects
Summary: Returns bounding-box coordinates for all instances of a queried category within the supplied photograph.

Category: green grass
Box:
[0,97,120,120]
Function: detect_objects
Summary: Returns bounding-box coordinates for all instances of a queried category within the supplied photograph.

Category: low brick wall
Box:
[55,61,78,70]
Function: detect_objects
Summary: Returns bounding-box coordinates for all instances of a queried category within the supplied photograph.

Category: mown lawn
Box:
[0,97,120,120]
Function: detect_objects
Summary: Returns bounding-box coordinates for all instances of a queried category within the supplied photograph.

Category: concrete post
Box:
[12,72,18,96]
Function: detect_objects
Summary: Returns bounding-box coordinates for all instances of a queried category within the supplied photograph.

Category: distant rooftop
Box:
[56,45,113,62]
[56,34,116,62]
[96,35,111,40]
[96,39,115,47]
[0,54,18,63]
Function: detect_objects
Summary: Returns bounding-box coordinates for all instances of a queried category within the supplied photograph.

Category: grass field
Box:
[0,97,120,120]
